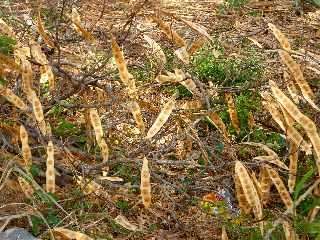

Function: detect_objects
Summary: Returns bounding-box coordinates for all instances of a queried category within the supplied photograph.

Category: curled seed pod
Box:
[89,108,103,143]
[46,141,55,193]
[37,10,55,48]
[288,142,299,193]
[268,23,291,51]
[262,100,286,131]
[143,35,166,65]
[234,174,251,214]
[188,37,206,55]
[278,50,319,111]
[151,16,187,48]
[0,87,28,111]
[269,80,320,174]
[30,42,48,65]
[266,166,293,210]
[235,161,263,222]
[207,113,230,143]
[53,228,93,240]
[130,101,145,134]
[251,171,263,202]
[146,95,176,139]
[20,125,32,168]
[141,157,151,208]
[225,92,240,134]
[259,166,272,205]
[17,177,34,198]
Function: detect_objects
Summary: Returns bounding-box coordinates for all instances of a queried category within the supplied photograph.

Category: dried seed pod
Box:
[146,95,176,139]
[99,138,109,163]
[89,108,103,143]
[288,142,298,193]
[221,226,229,240]
[262,100,286,131]
[114,215,138,231]
[111,36,136,98]
[180,79,199,95]
[259,166,272,205]
[0,18,15,37]
[269,80,320,174]
[31,91,46,136]
[268,23,291,51]
[40,65,55,92]
[17,177,34,198]
[174,47,190,64]
[284,70,301,104]
[140,157,151,208]
[207,113,230,143]
[177,100,204,110]
[30,42,48,65]
[225,92,240,134]
[20,125,32,168]
[0,87,28,111]
[188,37,207,55]
[234,174,251,214]
[53,228,93,240]
[278,50,319,111]
[179,18,212,41]
[70,8,96,44]
[143,35,166,64]
[37,10,55,48]
[254,155,289,170]
[155,74,175,84]
[235,161,263,221]
[20,58,33,98]
[151,16,187,48]
[0,53,20,71]
[266,166,293,210]
[281,219,297,240]
[46,140,55,193]
[130,101,145,134]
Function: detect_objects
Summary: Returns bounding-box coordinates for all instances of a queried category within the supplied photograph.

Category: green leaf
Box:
[311,0,320,7]
[294,168,314,200]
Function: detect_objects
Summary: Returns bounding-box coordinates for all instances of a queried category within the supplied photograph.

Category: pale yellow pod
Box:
[180,79,199,95]
[17,177,34,199]
[146,96,175,139]
[114,215,138,231]
[278,50,319,111]
[131,101,145,134]
[30,42,48,65]
[20,125,32,168]
[177,100,204,110]
[53,228,93,240]
[20,58,33,98]
[288,142,298,193]
[254,155,289,171]
[0,18,15,37]
[174,47,190,64]
[155,74,175,84]
[234,174,251,214]
[225,92,240,134]
[46,140,55,193]
[207,112,230,143]
[221,226,229,240]
[89,108,103,143]
[40,65,55,92]
[99,138,109,163]
[268,23,291,51]
[259,166,272,205]
[70,8,96,44]
[1,87,28,111]
[140,157,151,208]
[235,161,263,221]
[266,167,293,210]
[284,70,301,104]
[143,35,166,64]
[188,37,207,55]
[31,91,44,122]
[151,16,187,48]
[262,100,286,131]
[37,10,55,48]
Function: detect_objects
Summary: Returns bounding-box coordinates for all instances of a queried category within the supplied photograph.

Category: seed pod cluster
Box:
[140,157,151,208]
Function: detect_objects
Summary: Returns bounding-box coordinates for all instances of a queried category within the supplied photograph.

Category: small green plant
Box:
[0,35,16,55]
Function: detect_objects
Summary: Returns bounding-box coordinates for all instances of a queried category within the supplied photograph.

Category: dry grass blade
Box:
[221,226,229,240]
[143,35,166,64]
[278,50,319,111]
[268,23,291,51]
[0,18,15,37]
[53,228,93,240]
[155,74,175,84]
[288,142,298,193]
[140,157,151,208]
[225,92,240,134]
[207,113,230,143]
[259,166,272,205]
[269,80,320,174]
[248,111,255,129]
[188,37,207,55]
[37,10,55,48]
[146,95,176,139]
[251,172,263,207]
[242,142,277,157]
[46,141,55,193]
[130,101,145,134]
[20,125,32,168]
[266,166,293,210]
[151,16,187,48]
[0,86,27,111]
[235,161,263,233]
[234,174,251,214]
[180,78,198,95]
